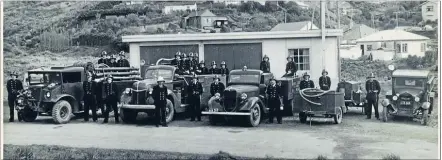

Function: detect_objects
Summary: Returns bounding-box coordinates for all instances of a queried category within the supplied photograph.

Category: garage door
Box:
[140,45,199,65]
[204,43,262,70]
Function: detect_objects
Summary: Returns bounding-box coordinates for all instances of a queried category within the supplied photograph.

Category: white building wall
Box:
[422,2,439,22]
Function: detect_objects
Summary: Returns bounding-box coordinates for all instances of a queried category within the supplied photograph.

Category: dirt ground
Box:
[3,101,439,159]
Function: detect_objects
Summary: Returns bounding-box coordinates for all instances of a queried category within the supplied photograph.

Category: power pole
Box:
[336,0,341,81]
[394,12,399,28]
[321,0,326,69]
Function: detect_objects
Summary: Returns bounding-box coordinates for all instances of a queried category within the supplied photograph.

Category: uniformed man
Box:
[260,55,271,73]
[219,61,229,76]
[83,73,97,122]
[299,72,314,90]
[108,55,118,67]
[266,77,283,124]
[7,71,23,122]
[208,61,220,74]
[196,61,208,75]
[181,53,191,70]
[117,51,130,67]
[365,73,381,120]
[210,75,225,97]
[103,53,111,66]
[98,51,107,65]
[192,53,199,69]
[188,52,196,70]
[319,69,331,91]
[171,51,182,67]
[284,56,297,77]
[102,75,120,123]
[152,76,168,127]
[187,74,203,121]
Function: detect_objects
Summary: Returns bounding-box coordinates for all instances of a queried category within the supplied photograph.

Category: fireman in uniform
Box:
[219,61,229,76]
[107,55,118,67]
[196,61,208,75]
[117,51,130,67]
[181,53,191,70]
[260,55,271,73]
[7,71,23,122]
[284,56,297,77]
[152,76,168,127]
[171,51,182,68]
[187,74,203,121]
[209,61,220,74]
[266,77,283,124]
[319,69,331,91]
[83,73,97,122]
[98,51,108,65]
[365,73,381,120]
[192,53,199,69]
[210,75,225,97]
[102,75,120,123]
[188,52,196,70]
[299,72,314,90]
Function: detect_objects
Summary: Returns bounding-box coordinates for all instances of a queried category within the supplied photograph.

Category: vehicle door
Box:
[61,72,83,108]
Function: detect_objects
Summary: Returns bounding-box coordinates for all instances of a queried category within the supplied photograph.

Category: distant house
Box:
[271,21,318,31]
[162,3,197,15]
[356,30,430,60]
[125,1,143,5]
[342,24,377,44]
[182,9,228,29]
[421,1,439,22]
[213,0,247,5]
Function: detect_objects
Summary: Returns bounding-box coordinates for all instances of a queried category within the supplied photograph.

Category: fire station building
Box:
[122,30,342,89]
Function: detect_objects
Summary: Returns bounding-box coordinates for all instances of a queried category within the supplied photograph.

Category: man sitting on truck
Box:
[283,56,297,77]
[195,61,208,75]
[98,51,108,65]
[260,55,271,73]
[319,69,331,91]
[299,72,314,90]
[117,51,130,67]
[208,61,220,74]
[108,55,118,67]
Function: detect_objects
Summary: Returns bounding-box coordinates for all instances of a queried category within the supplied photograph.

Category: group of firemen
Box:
[171,52,229,76]
[97,51,130,67]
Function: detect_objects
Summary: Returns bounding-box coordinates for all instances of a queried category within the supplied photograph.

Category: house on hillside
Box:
[271,21,318,31]
[181,9,228,29]
[162,3,197,15]
[420,1,439,22]
[342,24,377,44]
[356,30,430,60]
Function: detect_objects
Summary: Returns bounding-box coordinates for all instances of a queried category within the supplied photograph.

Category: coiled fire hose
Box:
[299,88,333,106]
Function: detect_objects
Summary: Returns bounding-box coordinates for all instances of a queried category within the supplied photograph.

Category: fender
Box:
[167,89,183,113]
[52,94,79,113]
[238,97,267,114]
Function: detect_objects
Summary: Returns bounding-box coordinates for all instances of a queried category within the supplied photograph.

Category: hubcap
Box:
[60,106,68,118]
[252,107,259,121]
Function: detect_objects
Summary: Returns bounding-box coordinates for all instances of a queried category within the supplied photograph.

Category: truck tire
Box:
[333,107,343,124]
[165,99,175,123]
[120,108,137,124]
[299,112,307,123]
[52,100,72,124]
[421,109,429,126]
[20,108,38,122]
[246,104,261,127]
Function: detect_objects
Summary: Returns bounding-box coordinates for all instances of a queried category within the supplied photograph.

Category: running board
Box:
[201,112,251,116]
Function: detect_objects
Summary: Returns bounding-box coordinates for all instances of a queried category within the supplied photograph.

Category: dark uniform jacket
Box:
[171,59,182,67]
[107,61,118,67]
[195,66,208,75]
[285,61,297,74]
[182,59,191,70]
[319,76,331,90]
[98,58,106,65]
[300,80,315,90]
[103,82,119,101]
[365,80,381,100]
[219,67,229,75]
[260,61,271,73]
[83,81,96,96]
[191,59,199,69]
[152,85,168,105]
[7,79,23,99]
[210,82,225,96]
[117,59,130,67]
[266,84,282,100]
[187,81,203,98]
[208,67,220,74]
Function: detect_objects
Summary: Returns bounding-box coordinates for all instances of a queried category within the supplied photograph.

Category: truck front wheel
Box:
[52,100,72,124]
[20,107,38,122]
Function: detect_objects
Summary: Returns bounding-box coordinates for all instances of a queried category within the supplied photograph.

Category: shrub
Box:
[316,155,328,160]
[382,154,401,160]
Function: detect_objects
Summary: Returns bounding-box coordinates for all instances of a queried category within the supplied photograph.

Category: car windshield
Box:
[145,69,173,80]
[229,74,260,84]
[28,72,62,85]
[395,78,425,88]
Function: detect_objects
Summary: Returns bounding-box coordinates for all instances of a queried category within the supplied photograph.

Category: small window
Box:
[427,6,434,12]
[402,43,408,53]
[367,45,373,51]
[381,42,387,48]
[62,72,82,83]
[421,43,426,52]
[396,43,402,53]
[288,48,310,70]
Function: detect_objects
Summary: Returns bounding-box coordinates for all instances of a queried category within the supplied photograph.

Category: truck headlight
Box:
[241,93,247,100]
[45,92,51,98]
[421,102,430,109]
[392,96,398,101]
[124,88,131,94]
[414,97,420,102]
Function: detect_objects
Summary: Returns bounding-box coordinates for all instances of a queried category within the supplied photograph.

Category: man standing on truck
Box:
[7,71,23,122]
[260,55,271,73]
[117,51,130,67]
[284,56,297,77]
[365,73,381,120]
[102,75,120,123]
[152,76,168,127]
[187,74,203,121]
[319,69,331,91]
[196,61,208,75]
[83,73,97,122]
[300,72,314,90]
[98,51,108,65]
[266,77,283,124]
[191,52,199,69]
[108,55,118,67]
[209,61,220,74]
[219,61,229,76]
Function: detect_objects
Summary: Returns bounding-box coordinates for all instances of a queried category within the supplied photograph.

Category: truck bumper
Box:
[120,104,155,110]
[201,111,251,116]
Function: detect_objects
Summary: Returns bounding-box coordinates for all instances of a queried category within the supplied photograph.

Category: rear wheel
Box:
[52,100,72,124]
[333,107,343,124]
[246,104,261,127]
[120,108,137,123]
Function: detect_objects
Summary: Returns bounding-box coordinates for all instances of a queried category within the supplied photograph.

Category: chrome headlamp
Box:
[414,97,420,102]
[45,91,51,98]
[240,93,248,100]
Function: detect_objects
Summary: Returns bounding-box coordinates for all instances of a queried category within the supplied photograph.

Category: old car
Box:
[336,80,366,114]
[119,65,226,124]
[202,68,297,127]
[381,68,436,125]
[22,64,139,124]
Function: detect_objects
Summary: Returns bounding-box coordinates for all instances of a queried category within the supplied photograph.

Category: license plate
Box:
[400,101,411,105]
